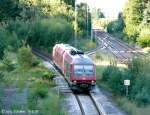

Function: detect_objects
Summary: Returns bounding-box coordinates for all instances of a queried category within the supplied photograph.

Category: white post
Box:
[124,80,130,97]
[126,86,128,96]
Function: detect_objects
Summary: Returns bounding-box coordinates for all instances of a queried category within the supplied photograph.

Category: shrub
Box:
[0,27,21,59]
[31,67,55,81]
[128,56,150,105]
[85,41,96,50]
[28,81,49,109]
[0,28,8,59]
[102,65,118,82]
[107,69,123,94]
[0,72,4,81]
[27,18,73,52]
[42,70,55,81]
[17,46,38,70]
[30,81,48,98]
[137,28,150,47]
[102,64,132,95]
[135,88,150,106]
[2,51,16,71]
[7,20,31,41]
[38,93,60,115]
[107,18,124,34]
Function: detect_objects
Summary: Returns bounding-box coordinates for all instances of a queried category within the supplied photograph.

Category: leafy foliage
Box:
[107,0,150,47]
[0,28,21,59]
[0,0,21,21]
[102,56,150,106]
[92,8,105,19]
[76,3,91,37]
[123,0,150,46]
[107,17,124,33]
[27,18,73,51]
[137,27,150,47]
[17,46,38,70]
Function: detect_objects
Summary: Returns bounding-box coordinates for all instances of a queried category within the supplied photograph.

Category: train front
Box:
[70,56,96,90]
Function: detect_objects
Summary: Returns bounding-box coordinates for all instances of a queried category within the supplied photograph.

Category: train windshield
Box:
[74,65,94,77]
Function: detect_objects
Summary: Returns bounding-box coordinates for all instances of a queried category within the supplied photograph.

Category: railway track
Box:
[32,48,102,115]
[94,30,145,63]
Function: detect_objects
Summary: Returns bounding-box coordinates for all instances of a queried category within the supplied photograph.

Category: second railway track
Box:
[94,30,145,63]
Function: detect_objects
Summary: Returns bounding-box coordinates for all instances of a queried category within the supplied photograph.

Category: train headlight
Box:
[72,80,77,85]
[73,80,77,83]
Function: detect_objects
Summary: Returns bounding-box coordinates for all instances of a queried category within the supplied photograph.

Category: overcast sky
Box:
[77,0,127,18]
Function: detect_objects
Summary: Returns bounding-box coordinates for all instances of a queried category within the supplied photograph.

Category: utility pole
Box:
[86,4,88,38]
[74,0,77,47]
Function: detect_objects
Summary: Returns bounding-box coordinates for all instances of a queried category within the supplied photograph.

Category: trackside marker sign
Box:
[124,80,130,86]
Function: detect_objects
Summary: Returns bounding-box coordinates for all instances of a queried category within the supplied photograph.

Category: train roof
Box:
[71,54,93,65]
[55,44,94,65]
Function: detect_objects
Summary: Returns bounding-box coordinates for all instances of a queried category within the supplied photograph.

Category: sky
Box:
[77,0,127,18]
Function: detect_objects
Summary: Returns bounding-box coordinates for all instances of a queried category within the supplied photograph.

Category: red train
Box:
[52,44,96,90]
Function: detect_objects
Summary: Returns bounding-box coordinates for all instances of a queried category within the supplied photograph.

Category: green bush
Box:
[102,65,118,82]
[28,81,49,109]
[137,28,150,47]
[0,28,9,59]
[102,65,127,94]
[107,69,123,94]
[128,57,143,77]
[17,46,38,70]
[31,67,55,81]
[38,93,60,115]
[135,88,150,106]
[2,51,16,71]
[0,27,21,59]
[42,70,55,81]
[128,56,150,105]
[107,18,124,33]
[27,18,73,52]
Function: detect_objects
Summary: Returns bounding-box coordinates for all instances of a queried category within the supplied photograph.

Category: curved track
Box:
[32,48,102,115]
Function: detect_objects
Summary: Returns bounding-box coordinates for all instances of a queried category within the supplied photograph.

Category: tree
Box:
[0,0,21,21]
[142,1,150,24]
[76,3,91,37]
[124,0,146,25]
[62,0,75,7]
[92,8,105,19]
[123,0,149,43]
[97,8,105,18]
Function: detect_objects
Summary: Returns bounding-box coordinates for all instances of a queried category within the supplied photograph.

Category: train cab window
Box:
[74,65,94,77]
[84,65,94,76]
[74,65,84,76]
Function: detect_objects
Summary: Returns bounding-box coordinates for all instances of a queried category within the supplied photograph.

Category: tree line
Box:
[107,0,150,48]
[0,0,92,59]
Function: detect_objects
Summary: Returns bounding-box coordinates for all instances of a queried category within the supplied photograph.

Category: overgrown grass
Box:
[0,46,63,114]
[117,97,150,115]
[38,93,61,115]
[70,38,96,52]
[96,55,150,115]
[91,51,117,67]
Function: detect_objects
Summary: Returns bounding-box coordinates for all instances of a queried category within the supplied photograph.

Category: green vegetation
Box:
[91,8,105,19]
[106,0,150,47]
[96,55,150,115]
[72,38,96,52]
[117,97,150,115]
[0,0,93,114]
[0,46,62,114]
[76,3,91,37]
